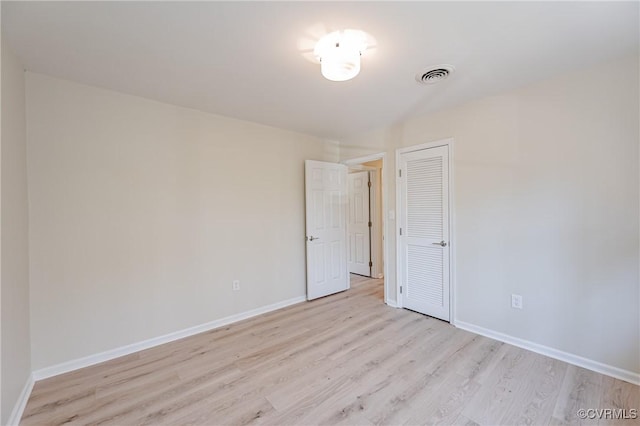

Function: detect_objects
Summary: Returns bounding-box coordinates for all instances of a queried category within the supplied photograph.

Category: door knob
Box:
[432,240,447,247]
[308,236,319,241]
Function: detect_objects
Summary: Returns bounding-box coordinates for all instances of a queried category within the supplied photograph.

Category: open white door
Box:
[305,160,349,300]
[398,145,450,321]
[348,171,372,276]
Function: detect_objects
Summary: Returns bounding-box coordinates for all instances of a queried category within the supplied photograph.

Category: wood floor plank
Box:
[552,365,604,425]
[499,354,567,425]
[462,346,539,425]
[403,373,481,425]
[597,376,640,426]
[20,275,639,426]
[451,414,481,426]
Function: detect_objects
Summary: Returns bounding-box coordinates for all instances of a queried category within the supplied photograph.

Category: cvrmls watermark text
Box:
[577,408,637,420]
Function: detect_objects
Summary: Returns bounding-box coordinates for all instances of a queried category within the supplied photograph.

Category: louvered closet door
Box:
[399,145,450,321]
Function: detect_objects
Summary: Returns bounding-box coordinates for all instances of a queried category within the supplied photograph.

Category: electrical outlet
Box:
[511,294,523,309]
[232,280,240,291]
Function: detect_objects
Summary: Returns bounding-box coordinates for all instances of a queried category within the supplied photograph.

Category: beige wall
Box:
[341,55,640,374]
[1,38,31,424]
[26,72,335,370]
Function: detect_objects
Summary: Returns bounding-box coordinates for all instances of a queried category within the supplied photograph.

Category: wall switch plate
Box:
[511,294,523,309]
[232,280,240,291]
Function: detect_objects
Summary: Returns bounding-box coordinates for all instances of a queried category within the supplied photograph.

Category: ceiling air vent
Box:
[416,65,455,85]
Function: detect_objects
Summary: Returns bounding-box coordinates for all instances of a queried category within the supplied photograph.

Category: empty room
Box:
[1,1,639,425]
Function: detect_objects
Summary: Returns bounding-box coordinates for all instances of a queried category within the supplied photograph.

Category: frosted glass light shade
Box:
[314,30,368,82]
[320,46,360,81]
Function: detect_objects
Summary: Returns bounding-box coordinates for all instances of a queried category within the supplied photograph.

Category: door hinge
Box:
[399,227,402,236]
[368,181,372,188]
[400,286,403,294]
[368,221,372,227]
[399,169,402,178]
[369,261,373,268]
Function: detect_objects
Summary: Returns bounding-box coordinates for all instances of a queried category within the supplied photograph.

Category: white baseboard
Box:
[385,299,399,308]
[33,296,306,381]
[7,374,35,426]
[455,320,640,386]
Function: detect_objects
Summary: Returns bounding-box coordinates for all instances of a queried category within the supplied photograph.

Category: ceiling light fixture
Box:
[314,29,369,82]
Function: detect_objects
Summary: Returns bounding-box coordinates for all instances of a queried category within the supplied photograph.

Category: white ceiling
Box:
[3,1,638,140]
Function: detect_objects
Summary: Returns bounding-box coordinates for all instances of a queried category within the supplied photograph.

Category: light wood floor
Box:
[22,275,638,426]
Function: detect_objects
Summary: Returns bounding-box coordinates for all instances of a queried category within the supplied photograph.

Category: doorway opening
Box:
[343,153,389,305]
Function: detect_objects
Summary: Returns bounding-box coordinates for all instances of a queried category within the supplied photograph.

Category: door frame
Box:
[396,138,456,324]
[343,152,390,305]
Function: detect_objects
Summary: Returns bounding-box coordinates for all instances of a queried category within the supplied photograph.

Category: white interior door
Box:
[399,145,450,321]
[348,171,372,276]
[305,160,349,300]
